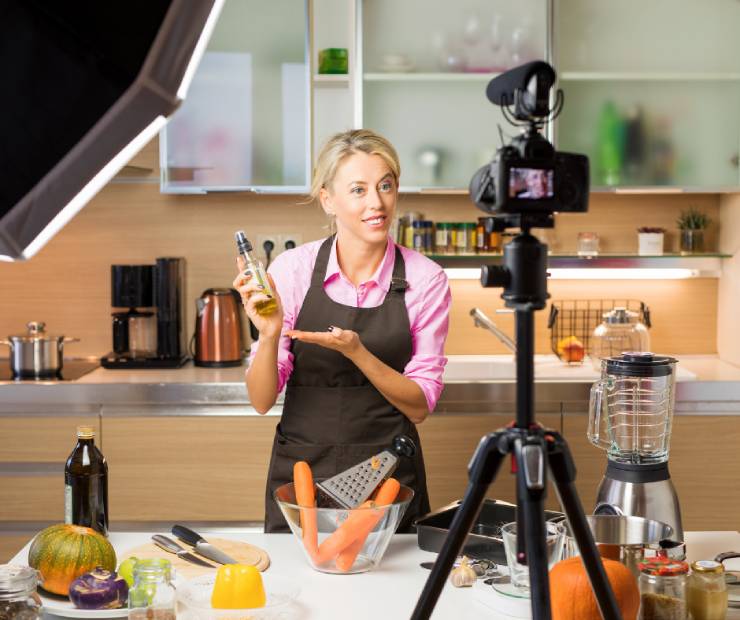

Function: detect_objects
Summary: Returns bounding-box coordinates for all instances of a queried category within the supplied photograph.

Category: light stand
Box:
[411,214,622,620]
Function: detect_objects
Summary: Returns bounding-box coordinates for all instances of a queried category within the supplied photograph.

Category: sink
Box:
[443,355,696,382]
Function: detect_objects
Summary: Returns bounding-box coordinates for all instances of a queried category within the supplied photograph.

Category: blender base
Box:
[594,461,684,541]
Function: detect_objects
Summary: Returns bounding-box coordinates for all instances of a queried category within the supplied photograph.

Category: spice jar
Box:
[422,221,435,254]
[476,218,490,253]
[455,222,476,254]
[0,565,42,620]
[638,556,689,620]
[435,223,454,254]
[687,560,727,620]
[128,559,176,620]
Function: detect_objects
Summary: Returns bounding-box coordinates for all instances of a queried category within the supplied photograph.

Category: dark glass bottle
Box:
[64,426,109,535]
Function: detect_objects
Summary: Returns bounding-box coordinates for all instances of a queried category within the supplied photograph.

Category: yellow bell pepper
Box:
[210,564,266,609]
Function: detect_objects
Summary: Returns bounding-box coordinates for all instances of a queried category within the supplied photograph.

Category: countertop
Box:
[9,531,740,619]
[2,355,740,415]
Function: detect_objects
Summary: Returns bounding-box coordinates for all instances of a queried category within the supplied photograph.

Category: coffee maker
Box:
[588,352,683,541]
[101,258,188,368]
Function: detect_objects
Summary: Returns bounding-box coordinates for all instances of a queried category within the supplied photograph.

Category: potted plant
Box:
[676,207,711,254]
[637,227,665,256]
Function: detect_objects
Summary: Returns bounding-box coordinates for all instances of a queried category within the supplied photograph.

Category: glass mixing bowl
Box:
[273,482,413,574]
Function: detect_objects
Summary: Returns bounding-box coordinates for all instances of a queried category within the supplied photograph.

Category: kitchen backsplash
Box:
[0,175,720,358]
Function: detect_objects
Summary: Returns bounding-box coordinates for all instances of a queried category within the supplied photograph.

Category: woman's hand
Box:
[232,257,284,340]
[285,325,364,360]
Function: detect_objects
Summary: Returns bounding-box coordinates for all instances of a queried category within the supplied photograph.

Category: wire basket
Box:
[547,300,651,364]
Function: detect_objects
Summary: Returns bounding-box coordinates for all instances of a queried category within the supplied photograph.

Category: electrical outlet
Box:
[255,234,278,263]
[280,233,302,252]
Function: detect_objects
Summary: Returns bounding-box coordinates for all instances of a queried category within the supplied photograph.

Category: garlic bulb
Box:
[449,557,477,588]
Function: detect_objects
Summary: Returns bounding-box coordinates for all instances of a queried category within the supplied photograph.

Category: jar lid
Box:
[603,307,638,324]
[639,556,689,576]
[605,352,678,377]
[412,221,424,228]
[691,560,724,574]
[437,222,453,228]
[460,222,476,229]
[0,564,40,597]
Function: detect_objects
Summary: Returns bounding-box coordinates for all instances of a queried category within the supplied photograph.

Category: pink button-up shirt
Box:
[249,236,451,412]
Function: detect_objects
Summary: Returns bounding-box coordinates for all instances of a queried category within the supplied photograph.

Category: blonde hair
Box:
[310,129,401,204]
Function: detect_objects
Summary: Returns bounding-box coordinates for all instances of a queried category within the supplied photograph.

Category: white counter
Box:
[10,531,740,619]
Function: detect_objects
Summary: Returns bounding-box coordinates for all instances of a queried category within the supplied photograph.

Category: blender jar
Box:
[590,307,650,370]
[588,353,677,465]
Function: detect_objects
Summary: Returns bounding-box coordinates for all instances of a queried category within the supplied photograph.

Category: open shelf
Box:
[312,74,351,87]
[364,71,500,82]
[428,253,728,276]
[560,71,740,82]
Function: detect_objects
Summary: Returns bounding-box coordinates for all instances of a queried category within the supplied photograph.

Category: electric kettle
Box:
[192,289,245,367]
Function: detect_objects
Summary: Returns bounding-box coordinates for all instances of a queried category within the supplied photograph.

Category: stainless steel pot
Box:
[0,321,79,377]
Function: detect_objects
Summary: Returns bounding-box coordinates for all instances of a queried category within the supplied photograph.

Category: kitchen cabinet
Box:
[562,411,740,531]
[159,0,310,193]
[554,0,740,190]
[360,0,548,190]
[102,413,276,521]
[0,413,100,562]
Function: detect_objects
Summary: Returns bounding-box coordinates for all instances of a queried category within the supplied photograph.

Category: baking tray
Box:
[414,498,564,563]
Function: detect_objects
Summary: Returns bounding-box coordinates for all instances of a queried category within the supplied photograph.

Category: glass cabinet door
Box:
[160,0,309,193]
[554,0,740,190]
[361,0,548,190]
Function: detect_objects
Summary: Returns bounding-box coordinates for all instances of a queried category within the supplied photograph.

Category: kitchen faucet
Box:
[469,307,516,353]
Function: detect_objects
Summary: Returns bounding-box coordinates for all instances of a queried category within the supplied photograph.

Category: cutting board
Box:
[120,537,270,579]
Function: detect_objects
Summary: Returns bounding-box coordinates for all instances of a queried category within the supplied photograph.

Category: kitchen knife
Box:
[151,534,215,568]
[171,525,239,565]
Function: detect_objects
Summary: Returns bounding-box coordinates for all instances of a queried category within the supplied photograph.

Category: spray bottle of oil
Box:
[235,231,278,316]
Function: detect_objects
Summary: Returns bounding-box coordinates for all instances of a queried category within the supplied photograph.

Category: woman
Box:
[233,129,451,532]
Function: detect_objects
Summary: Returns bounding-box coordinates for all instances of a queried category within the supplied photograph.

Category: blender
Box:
[588,352,683,541]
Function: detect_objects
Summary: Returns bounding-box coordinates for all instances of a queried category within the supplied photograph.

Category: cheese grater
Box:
[316,435,415,509]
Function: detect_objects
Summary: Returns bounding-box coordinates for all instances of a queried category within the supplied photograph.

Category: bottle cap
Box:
[76,425,95,439]
[691,560,724,574]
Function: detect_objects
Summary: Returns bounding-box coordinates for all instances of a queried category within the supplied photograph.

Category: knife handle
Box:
[152,534,184,554]
[172,524,205,546]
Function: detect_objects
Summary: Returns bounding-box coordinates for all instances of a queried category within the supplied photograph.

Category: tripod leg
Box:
[513,435,552,619]
[547,431,623,620]
[410,432,507,620]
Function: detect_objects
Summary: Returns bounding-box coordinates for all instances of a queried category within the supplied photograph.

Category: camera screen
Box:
[509,167,554,200]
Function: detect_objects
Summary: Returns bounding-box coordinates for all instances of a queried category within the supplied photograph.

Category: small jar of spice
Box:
[638,556,689,620]
[0,564,42,620]
[687,560,728,620]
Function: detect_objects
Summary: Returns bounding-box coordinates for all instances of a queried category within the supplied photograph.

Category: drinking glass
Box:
[501,521,565,591]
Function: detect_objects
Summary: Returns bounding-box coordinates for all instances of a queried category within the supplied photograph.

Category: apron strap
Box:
[310,235,335,288]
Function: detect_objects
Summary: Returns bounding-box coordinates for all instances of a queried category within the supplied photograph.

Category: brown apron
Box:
[263,236,430,532]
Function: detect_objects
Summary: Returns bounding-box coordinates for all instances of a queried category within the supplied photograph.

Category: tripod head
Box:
[478,213,552,312]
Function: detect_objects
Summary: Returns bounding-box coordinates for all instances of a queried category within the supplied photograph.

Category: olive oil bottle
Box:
[235,230,278,316]
[64,425,109,535]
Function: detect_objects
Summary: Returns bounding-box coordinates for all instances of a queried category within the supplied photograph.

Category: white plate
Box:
[39,592,128,619]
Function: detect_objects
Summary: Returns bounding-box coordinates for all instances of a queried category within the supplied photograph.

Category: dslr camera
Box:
[470,61,589,218]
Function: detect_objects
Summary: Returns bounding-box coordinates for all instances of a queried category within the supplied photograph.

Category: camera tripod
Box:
[411,214,622,620]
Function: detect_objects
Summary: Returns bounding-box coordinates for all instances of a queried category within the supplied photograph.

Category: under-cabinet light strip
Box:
[444,268,702,280]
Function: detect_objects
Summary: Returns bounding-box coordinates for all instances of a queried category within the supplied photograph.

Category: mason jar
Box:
[638,556,688,619]
[128,559,176,620]
[0,564,42,620]
[687,560,728,620]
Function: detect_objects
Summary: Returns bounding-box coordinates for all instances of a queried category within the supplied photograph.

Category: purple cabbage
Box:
[68,567,129,610]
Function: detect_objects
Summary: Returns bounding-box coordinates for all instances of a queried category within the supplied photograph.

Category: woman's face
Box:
[320,152,397,245]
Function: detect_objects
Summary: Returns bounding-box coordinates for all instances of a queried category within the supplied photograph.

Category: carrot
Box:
[293,461,318,560]
[335,478,401,571]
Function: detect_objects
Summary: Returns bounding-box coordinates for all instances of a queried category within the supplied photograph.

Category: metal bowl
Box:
[584,515,673,546]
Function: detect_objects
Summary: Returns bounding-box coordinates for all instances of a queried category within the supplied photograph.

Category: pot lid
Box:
[9,321,64,342]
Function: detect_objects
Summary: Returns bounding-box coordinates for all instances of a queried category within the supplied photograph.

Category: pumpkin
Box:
[549,556,640,620]
[28,524,116,596]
